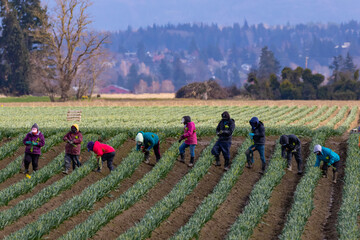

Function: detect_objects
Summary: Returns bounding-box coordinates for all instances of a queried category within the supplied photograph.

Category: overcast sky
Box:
[43,0,360,31]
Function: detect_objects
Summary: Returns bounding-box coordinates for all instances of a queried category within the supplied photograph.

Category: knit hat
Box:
[31,123,39,133]
[221,111,230,120]
[71,124,79,132]
[181,116,191,124]
[135,132,144,143]
[87,141,95,152]
[280,135,289,146]
[313,144,322,153]
[249,117,259,129]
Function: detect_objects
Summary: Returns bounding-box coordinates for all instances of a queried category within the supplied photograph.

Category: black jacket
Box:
[280,134,301,157]
[216,118,235,142]
[252,121,265,145]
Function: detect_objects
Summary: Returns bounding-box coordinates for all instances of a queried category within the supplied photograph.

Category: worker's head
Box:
[181,116,191,125]
[87,141,94,152]
[221,111,230,120]
[135,132,144,145]
[31,123,39,134]
[280,135,289,146]
[249,117,259,129]
[71,124,79,133]
[313,144,322,155]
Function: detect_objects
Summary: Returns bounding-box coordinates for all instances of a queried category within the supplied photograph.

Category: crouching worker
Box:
[245,117,266,174]
[136,131,161,164]
[62,124,83,174]
[178,116,197,167]
[87,141,115,172]
[211,111,235,171]
[313,144,340,183]
[280,134,303,175]
[23,123,45,174]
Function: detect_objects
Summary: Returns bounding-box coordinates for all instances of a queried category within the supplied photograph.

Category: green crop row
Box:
[225,140,284,239]
[292,106,328,126]
[0,133,26,161]
[0,132,65,184]
[279,131,329,239]
[5,139,149,239]
[117,139,217,240]
[282,106,317,125]
[337,133,360,239]
[308,105,338,128]
[59,141,183,240]
[0,134,97,207]
[170,138,251,240]
[0,133,128,230]
[325,106,349,128]
[336,106,358,134]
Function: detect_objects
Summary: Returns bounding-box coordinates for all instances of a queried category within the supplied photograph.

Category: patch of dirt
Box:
[250,138,311,240]
[0,139,133,237]
[147,137,245,240]
[301,135,347,240]
[317,107,340,127]
[0,143,65,194]
[91,137,213,240]
[0,146,25,172]
[198,136,278,240]
[42,137,180,239]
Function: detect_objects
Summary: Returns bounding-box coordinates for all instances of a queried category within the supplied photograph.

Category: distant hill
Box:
[86,0,360,31]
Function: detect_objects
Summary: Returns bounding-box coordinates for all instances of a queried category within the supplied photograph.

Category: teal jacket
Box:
[136,131,159,151]
[314,146,340,167]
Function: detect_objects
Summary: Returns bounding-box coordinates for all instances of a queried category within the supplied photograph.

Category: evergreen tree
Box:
[258,46,280,80]
[0,6,29,95]
[159,59,171,80]
[136,41,146,62]
[126,63,138,90]
[344,52,356,73]
[188,37,198,54]
[172,56,186,89]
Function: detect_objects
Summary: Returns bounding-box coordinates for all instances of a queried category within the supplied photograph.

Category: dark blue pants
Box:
[246,144,265,164]
[211,141,231,160]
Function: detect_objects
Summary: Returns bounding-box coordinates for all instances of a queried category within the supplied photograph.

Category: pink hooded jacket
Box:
[182,122,197,145]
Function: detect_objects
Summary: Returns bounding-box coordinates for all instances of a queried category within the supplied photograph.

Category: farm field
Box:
[0,101,359,240]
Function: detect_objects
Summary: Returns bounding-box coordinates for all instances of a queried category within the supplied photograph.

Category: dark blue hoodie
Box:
[249,117,265,145]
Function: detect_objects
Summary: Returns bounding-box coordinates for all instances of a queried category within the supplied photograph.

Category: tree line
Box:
[0,0,107,101]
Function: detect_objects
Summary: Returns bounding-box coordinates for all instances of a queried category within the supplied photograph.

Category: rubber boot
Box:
[332,172,338,183]
[245,149,253,168]
[144,154,150,164]
[224,158,230,171]
[260,162,266,174]
[178,153,185,163]
[23,169,29,174]
[214,156,221,166]
[62,169,69,175]
[287,164,292,171]
[188,156,195,167]
[297,162,303,175]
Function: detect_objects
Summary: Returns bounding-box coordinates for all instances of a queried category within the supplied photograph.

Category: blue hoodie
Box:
[136,131,159,151]
[314,146,340,167]
[249,117,265,145]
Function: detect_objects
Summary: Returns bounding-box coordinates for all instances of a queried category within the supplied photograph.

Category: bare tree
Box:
[74,48,111,99]
[48,0,108,101]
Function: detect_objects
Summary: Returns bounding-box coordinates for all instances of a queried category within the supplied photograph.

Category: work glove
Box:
[68,140,74,144]
[143,149,150,154]
[32,141,38,146]
[249,133,254,139]
[178,136,185,143]
[217,130,223,136]
[25,141,32,145]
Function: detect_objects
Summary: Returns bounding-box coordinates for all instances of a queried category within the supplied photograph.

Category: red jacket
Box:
[182,122,197,145]
[93,141,115,156]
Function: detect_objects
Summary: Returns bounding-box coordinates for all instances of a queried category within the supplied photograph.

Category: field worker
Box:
[211,111,235,171]
[62,124,83,174]
[178,116,197,167]
[87,141,115,172]
[245,117,266,174]
[313,144,340,183]
[22,123,45,174]
[136,131,161,164]
[280,134,303,175]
